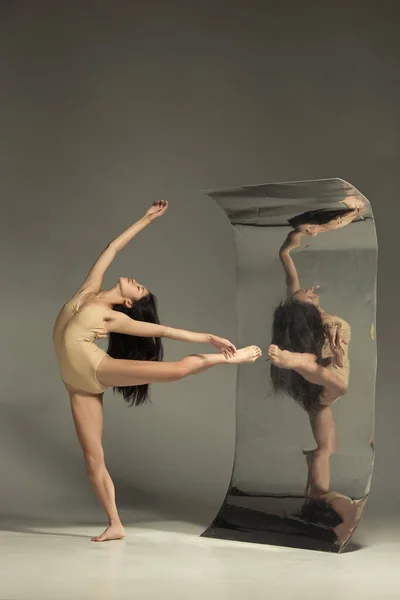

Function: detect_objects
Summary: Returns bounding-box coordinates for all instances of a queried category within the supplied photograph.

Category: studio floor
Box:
[1,508,399,600]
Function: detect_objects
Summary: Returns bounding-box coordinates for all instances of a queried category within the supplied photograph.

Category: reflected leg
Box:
[268,345,348,399]
[268,346,342,496]
[304,406,337,497]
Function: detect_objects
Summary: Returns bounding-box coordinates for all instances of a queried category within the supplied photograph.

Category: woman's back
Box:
[53,293,108,393]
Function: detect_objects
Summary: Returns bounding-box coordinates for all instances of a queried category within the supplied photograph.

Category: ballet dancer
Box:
[53,200,262,541]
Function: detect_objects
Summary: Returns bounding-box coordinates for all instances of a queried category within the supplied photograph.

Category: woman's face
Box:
[293,288,320,306]
[296,224,321,236]
[118,277,149,301]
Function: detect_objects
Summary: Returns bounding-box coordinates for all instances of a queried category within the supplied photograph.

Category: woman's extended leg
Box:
[267,345,341,497]
[267,345,348,400]
[67,384,125,542]
[97,346,261,388]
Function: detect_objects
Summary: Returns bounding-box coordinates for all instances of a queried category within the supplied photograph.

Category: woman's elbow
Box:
[159,325,169,338]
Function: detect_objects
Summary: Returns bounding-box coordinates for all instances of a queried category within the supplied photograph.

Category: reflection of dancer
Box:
[267,230,351,497]
[53,201,262,542]
[288,196,366,237]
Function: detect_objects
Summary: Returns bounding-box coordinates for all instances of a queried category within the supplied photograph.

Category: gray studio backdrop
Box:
[1,2,398,527]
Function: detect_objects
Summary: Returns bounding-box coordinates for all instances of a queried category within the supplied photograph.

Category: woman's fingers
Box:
[223,345,236,358]
[210,336,237,357]
[151,200,168,218]
[153,199,168,208]
[158,200,168,213]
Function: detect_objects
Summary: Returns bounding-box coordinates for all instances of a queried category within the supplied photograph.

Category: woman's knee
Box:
[84,448,105,477]
[323,380,348,404]
[314,441,337,457]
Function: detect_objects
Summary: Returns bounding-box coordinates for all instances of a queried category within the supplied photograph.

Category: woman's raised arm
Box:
[77,200,168,295]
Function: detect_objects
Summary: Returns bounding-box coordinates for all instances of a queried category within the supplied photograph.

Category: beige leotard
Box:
[320,314,351,406]
[53,291,109,393]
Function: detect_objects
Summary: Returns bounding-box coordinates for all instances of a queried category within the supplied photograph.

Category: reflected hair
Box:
[298,499,342,529]
[270,300,328,413]
[106,293,164,407]
[288,207,354,229]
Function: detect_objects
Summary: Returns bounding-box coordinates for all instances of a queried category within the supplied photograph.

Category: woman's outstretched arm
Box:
[279,231,303,297]
[77,200,168,295]
[105,311,237,357]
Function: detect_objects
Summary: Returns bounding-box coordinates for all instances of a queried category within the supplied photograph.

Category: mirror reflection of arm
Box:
[279,231,303,297]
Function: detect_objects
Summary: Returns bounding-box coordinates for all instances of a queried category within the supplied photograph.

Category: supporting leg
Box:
[68,388,125,542]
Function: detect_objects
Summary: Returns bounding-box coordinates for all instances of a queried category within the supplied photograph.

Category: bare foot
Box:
[227,346,262,364]
[91,523,126,542]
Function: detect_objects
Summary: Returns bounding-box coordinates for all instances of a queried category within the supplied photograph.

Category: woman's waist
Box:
[58,337,107,355]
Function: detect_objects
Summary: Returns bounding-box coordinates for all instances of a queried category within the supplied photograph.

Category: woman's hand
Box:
[144,200,169,222]
[209,335,237,359]
[325,321,346,369]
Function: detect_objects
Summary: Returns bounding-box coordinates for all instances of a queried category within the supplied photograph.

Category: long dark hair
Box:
[270,300,328,412]
[106,293,164,407]
[288,207,354,229]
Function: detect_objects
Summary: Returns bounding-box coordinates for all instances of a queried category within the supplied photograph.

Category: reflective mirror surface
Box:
[202,178,377,553]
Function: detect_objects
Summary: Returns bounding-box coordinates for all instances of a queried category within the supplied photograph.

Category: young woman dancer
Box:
[267,229,350,500]
[53,200,262,542]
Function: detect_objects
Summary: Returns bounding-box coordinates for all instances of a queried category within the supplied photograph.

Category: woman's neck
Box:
[97,287,124,307]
